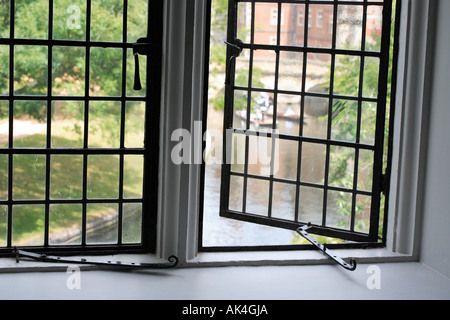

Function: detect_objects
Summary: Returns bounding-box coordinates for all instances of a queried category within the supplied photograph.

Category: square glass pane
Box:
[0,206,6,247]
[0,2,9,38]
[124,101,145,148]
[237,2,251,42]
[363,57,380,98]
[51,101,84,148]
[13,154,46,200]
[13,101,47,148]
[14,45,48,95]
[0,155,7,200]
[86,203,118,244]
[52,46,86,96]
[358,149,374,192]
[365,6,383,52]
[228,175,244,212]
[0,101,8,147]
[328,146,355,188]
[89,47,123,96]
[278,51,303,92]
[300,142,326,184]
[247,134,272,177]
[360,102,377,145]
[298,186,323,225]
[49,204,82,245]
[14,0,48,39]
[333,55,360,97]
[123,155,143,199]
[336,5,363,50]
[303,96,328,139]
[53,0,87,40]
[12,204,45,246]
[305,53,331,93]
[355,194,371,234]
[276,94,301,135]
[50,155,83,200]
[326,190,352,230]
[330,99,358,142]
[254,3,278,45]
[87,155,119,199]
[280,3,304,47]
[127,0,148,43]
[273,138,298,181]
[126,49,146,97]
[308,5,333,49]
[88,101,121,148]
[90,0,123,42]
[272,182,296,221]
[232,90,248,130]
[235,49,250,88]
[0,45,9,95]
[229,133,245,173]
[252,51,276,90]
[246,178,269,216]
[250,91,274,127]
[122,202,142,244]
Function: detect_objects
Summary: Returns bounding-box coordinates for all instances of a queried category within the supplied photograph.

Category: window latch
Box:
[224,38,244,85]
[297,224,357,271]
[12,247,178,269]
[132,37,154,91]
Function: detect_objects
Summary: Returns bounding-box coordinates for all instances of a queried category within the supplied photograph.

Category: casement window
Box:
[0,0,162,256]
[200,0,397,252]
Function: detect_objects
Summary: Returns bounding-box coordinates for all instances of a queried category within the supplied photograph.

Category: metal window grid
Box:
[0,0,162,256]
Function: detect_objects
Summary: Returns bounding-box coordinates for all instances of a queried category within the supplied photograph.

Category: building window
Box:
[0,0,162,256]
[201,0,397,250]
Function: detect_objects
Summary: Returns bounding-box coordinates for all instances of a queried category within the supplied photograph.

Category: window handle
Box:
[224,38,244,85]
[132,37,154,91]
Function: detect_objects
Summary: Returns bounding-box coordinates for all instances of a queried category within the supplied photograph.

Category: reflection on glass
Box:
[14,46,48,95]
[52,46,86,96]
[127,0,148,43]
[51,101,84,148]
[90,0,123,42]
[326,190,352,230]
[328,146,355,188]
[89,47,122,96]
[272,182,296,221]
[13,101,47,148]
[0,45,9,95]
[49,204,82,245]
[298,186,323,226]
[355,195,371,234]
[278,51,303,92]
[331,99,358,142]
[336,5,363,50]
[50,155,83,200]
[13,154,46,200]
[0,101,8,147]
[274,139,298,181]
[88,101,121,148]
[15,0,48,39]
[123,155,143,199]
[125,102,145,148]
[12,204,45,246]
[0,155,7,200]
[300,142,326,184]
[122,202,142,244]
[86,203,118,244]
[53,0,87,41]
[87,155,119,199]
[229,175,243,212]
[0,206,6,247]
[246,178,269,216]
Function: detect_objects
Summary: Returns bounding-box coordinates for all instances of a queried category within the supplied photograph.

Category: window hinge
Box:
[12,247,178,269]
[297,224,357,271]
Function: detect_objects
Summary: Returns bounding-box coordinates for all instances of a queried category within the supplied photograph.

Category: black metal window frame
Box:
[0,0,163,257]
[199,0,399,251]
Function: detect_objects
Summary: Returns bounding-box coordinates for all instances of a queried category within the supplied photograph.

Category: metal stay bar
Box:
[297,224,357,271]
[12,247,179,269]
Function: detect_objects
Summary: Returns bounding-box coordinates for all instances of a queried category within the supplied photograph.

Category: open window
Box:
[200,0,397,250]
[0,0,162,256]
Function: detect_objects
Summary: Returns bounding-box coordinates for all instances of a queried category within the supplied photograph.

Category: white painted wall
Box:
[419,0,450,278]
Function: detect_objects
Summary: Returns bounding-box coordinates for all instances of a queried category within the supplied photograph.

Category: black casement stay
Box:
[219,0,395,256]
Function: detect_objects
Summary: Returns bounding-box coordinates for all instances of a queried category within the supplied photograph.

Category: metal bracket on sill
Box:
[297,224,357,271]
[12,247,178,269]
